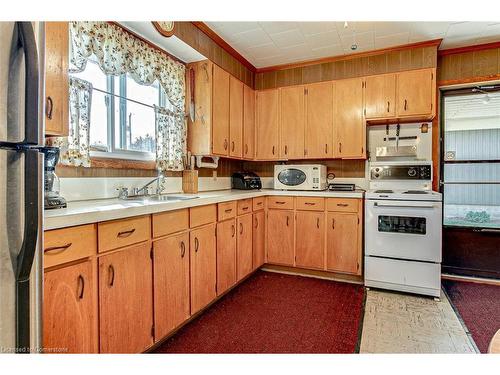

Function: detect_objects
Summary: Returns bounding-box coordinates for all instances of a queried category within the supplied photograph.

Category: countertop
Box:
[44,189,365,230]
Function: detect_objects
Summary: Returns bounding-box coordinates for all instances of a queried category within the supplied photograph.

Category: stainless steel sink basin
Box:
[123,194,199,202]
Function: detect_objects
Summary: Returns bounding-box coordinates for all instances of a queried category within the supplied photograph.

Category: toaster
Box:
[232,171,262,190]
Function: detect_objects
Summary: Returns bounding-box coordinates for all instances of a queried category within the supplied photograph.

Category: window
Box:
[71,58,170,160]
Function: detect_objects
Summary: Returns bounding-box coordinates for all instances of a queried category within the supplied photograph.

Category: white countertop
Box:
[44,189,364,230]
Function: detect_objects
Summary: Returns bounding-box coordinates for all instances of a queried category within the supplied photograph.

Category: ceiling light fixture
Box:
[344,21,348,29]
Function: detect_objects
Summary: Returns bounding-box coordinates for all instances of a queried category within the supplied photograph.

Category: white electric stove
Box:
[364,161,443,298]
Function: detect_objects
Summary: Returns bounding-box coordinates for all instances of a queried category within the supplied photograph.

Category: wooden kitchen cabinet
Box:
[295,211,325,270]
[267,209,294,266]
[396,68,435,118]
[364,74,396,119]
[153,232,190,340]
[44,22,69,137]
[229,76,243,158]
[243,84,255,159]
[305,82,334,158]
[212,64,230,155]
[252,210,265,270]
[43,260,97,353]
[190,224,217,314]
[256,89,280,160]
[98,242,153,353]
[237,214,253,280]
[326,212,361,275]
[335,77,366,159]
[280,85,305,159]
[216,219,237,295]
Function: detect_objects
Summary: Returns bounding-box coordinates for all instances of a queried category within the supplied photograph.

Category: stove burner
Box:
[403,190,428,194]
[374,190,394,193]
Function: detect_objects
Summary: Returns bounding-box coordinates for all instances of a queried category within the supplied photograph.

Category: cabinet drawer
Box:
[152,209,189,238]
[252,197,265,211]
[327,198,360,213]
[296,197,325,211]
[98,216,150,253]
[237,199,253,215]
[190,204,217,228]
[267,196,294,209]
[44,224,97,268]
[218,201,237,221]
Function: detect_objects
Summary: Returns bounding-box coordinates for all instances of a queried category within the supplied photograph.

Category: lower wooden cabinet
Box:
[326,212,361,275]
[43,260,97,353]
[153,232,190,341]
[267,209,294,266]
[252,210,265,270]
[190,224,217,314]
[98,242,153,353]
[237,214,253,280]
[216,219,237,295]
[295,211,325,270]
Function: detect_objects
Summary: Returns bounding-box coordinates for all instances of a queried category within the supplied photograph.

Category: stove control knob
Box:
[408,168,417,177]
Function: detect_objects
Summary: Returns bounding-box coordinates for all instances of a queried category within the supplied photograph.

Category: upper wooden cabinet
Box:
[212,64,230,156]
[243,85,255,159]
[44,22,69,137]
[256,89,280,160]
[335,77,366,159]
[396,68,435,118]
[305,82,334,159]
[280,85,305,159]
[229,76,244,158]
[364,74,396,119]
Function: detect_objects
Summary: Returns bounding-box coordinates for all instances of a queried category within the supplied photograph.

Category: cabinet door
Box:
[229,76,243,158]
[153,232,190,340]
[43,260,97,353]
[295,211,325,270]
[190,224,217,314]
[212,65,230,155]
[216,219,236,295]
[45,22,69,136]
[335,78,366,159]
[280,86,305,159]
[305,82,334,158]
[397,69,434,117]
[256,89,279,159]
[326,212,361,274]
[252,210,265,270]
[365,74,396,119]
[99,243,153,353]
[237,214,253,280]
[267,210,294,266]
[243,85,255,159]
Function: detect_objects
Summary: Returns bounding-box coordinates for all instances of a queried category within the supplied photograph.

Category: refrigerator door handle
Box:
[7,22,39,145]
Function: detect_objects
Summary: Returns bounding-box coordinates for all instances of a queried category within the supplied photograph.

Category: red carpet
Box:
[443,280,500,353]
[154,271,365,353]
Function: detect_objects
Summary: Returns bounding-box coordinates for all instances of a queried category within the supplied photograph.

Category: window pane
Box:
[125,75,159,105]
[71,60,108,92]
[88,89,109,151]
[115,99,156,153]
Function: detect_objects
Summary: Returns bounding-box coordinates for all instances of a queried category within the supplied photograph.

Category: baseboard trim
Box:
[261,264,364,285]
[442,273,500,286]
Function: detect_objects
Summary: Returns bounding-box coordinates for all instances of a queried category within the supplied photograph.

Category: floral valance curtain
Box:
[154,105,186,171]
[69,21,187,171]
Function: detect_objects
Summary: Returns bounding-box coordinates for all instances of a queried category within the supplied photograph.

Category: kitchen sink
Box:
[123,194,199,202]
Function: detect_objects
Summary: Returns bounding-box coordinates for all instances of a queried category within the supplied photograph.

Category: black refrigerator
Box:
[0,22,44,353]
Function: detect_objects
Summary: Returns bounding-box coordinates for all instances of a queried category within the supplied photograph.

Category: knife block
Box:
[182,170,198,194]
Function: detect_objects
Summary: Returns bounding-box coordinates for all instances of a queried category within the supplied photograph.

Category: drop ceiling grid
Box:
[205,22,500,69]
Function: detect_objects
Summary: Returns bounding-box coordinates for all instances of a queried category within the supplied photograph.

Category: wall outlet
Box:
[212,170,217,180]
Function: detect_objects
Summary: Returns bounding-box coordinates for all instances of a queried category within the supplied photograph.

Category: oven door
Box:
[365,199,442,262]
[275,168,309,190]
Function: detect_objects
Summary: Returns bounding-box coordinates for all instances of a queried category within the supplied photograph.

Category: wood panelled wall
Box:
[255,44,438,90]
[174,22,254,87]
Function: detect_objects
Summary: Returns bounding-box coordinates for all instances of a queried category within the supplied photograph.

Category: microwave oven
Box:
[274,165,327,191]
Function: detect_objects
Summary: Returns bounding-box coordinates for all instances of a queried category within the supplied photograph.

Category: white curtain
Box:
[154,105,186,171]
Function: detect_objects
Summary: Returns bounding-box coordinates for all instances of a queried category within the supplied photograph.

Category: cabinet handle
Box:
[194,237,199,252]
[275,201,286,205]
[325,144,328,154]
[404,99,408,111]
[231,141,235,152]
[284,145,288,155]
[180,241,186,258]
[339,142,342,154]
[245,144,248,155]
[45,96,53,120]
[77,275,85,299]
[242,206,249,211]
[305,202,315,206]
[286,216,289,226]
[239,223,243,235]
[254,217,258,229]
[108,265,115,287]
[224,139,228,150]
[117,228,135,238]
[44,242,72,254]
[225,208,233,213]
[332,218,335,229]
[387,101,390,113]
[272,146,275,155]
[317,217,320,229]
[337,203,349,207]
[231,225,235,238]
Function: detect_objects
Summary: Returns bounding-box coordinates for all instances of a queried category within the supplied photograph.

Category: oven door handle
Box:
[373,202,437,209]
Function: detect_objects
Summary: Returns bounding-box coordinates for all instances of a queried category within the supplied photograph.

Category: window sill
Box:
[90,156,156,170]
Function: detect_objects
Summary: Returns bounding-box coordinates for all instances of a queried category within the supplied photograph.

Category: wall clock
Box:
[152,22,175,37]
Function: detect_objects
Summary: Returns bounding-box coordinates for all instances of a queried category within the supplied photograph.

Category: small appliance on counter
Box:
[232,171,262,190]
[41,146,67,209]
[328,183,356,191]
[274,164,327,191]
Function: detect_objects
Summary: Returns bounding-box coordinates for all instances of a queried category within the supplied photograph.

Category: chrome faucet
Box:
[134,172,165,196]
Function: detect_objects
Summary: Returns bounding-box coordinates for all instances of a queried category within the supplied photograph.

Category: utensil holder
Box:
[182,170,199,194]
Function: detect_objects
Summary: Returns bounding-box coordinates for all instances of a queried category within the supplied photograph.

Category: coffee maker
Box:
[41,147,67,209]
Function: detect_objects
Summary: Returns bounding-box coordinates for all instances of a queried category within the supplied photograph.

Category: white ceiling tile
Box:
[440,36,478,49]
[253,55,285,68]
[372,22,412,37]
[298,22,338,36]
[478,23,500,38]
[245,43,281,59]
[474,35,500,45]
[270,29,306,48]
[410,22,451,36]
[207,22,261,35]
[304,30,341,49]
[340,31,375,51]
[259,22,298,35]
[310,44,345,58]
[445,22,490,38]
[375,32,410,49]
[335,21,376,36]
[231,28,273,46]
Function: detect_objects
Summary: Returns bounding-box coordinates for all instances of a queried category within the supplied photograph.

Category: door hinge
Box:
[151,324,155,338]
